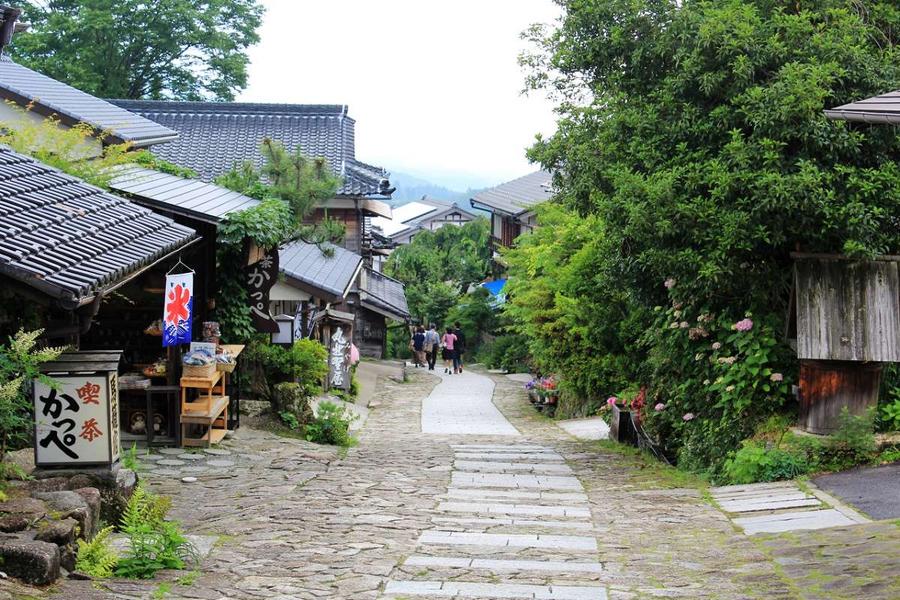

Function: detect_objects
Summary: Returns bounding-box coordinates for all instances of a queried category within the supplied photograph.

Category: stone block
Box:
[32,491,92,540]
[34,517,78,547]
[0,537,60,585]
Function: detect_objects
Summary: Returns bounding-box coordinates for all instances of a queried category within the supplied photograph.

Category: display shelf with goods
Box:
[179,345,243,447]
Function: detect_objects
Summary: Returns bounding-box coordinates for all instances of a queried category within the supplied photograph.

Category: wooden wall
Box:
[795,258,900,362]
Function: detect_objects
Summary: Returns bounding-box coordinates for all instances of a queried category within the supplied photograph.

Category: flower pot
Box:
[610,404,637,445]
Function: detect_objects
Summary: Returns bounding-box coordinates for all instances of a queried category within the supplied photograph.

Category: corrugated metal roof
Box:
[470,170,554,216]
[109,165,260,224]
[0,56,178,146]
[279,240,362,301]
[360,268,409,321]
[825,91,900,124]
[0,145,196,306]
[107,100,392,196]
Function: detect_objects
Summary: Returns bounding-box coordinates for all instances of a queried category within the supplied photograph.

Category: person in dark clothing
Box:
[412,326,426,367]
[453,321,466,374]
[424,323,440,370]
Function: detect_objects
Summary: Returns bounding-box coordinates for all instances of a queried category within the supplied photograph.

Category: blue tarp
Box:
[480,279,507,306]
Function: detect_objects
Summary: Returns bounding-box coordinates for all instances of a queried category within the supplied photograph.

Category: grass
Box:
[151,583,171,599]
[595,439,709,489]
[176,570,200,586]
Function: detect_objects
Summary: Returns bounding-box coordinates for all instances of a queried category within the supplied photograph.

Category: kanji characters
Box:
[79,418,103,442]
[76,382,100,405]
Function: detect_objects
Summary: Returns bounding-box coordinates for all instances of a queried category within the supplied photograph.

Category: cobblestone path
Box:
[43,367,900,600]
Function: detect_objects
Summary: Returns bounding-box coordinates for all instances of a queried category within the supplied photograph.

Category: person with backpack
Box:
[424,323,440,371]
[453,321,466,374]
[411,325,426,367]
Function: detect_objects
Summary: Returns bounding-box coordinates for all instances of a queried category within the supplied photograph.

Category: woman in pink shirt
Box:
[441,327,457,375]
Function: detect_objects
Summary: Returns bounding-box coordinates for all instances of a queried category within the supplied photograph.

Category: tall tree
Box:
[8,0,264,100]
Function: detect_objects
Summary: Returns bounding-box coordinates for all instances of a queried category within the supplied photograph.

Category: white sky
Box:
[239,0,561,190]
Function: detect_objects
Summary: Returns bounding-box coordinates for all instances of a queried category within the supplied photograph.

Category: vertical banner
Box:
[246,248,279,333]
[328,324,352,391]
[163,273,193,347]
[34,375,114,466]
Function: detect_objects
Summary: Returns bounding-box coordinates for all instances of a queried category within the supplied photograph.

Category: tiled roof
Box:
[825,91,900,124]
[109,165,260,224]
[0,145,196,306]
[279,240,362,301]
[106,100,392,197]
[0,56,178,146]
[360,267,409,322]
[470,170,554,216]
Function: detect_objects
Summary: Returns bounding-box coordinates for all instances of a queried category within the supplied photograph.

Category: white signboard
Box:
[34,374,117,466]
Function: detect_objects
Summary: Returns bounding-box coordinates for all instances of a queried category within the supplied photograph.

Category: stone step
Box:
[384,580,606,599]
[437,501,591,519]
[431,516,596,532]
[419,531,598,551]
[454,452,566,462]
[451,473,584,491]
[451,445,551,452]
[733,508,857,535]
[718,497,822,514]
[454,461,573,474]
[405,555,604,574]
[444,488,589,504]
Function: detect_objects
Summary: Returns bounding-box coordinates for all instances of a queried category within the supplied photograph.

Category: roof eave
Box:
[824,109,900,124]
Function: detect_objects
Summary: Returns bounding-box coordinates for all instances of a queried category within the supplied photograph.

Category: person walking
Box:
[424,323,440,370]
[441,326,457,374]
[453,321,466,374]
[412,326,426,367]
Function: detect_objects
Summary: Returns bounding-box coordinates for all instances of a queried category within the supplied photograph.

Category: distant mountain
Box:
[386,171,474,206]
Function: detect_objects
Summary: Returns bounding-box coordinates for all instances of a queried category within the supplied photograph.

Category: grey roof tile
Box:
[360,267,409,321]
[279,240,362,301]
[825,90,900,124]
[470,170,554,216]
[106,100,391,196]
[0,56,178,146]
[0,145,196,305]
[109,165,260,223]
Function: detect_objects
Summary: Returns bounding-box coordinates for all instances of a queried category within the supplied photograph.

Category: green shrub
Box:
[724,441,808,484]
[304,401,356,447]
[248,338,328,402]
[817,407,877,472]
[483,334,530,372]
[879,390,900,432]
[75,526,118,578]
[114,485,197,579]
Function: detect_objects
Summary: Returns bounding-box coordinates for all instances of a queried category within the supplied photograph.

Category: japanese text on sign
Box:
[34,376,111,465]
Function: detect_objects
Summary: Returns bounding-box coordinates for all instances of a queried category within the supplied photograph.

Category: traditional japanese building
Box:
[469,170,553,272]
[107,101,394,258]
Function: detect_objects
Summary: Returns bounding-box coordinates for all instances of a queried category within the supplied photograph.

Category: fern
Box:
[75,526,118,578]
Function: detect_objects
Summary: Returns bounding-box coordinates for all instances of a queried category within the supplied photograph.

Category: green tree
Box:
[512,0,900,475]
[215,140,343,343]
[384,219,492,325]
[8,0,264,100]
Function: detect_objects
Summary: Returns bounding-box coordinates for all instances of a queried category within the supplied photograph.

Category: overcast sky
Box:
[239,0,561,190]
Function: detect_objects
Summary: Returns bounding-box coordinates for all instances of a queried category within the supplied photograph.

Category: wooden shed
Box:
[793,255,900,433]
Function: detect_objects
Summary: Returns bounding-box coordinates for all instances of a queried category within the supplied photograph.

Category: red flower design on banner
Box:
[165,284,191,325]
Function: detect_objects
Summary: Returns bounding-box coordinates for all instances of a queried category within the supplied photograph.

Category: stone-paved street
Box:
[33,367,900,599]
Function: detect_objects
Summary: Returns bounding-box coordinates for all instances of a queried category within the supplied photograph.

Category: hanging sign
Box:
[34,373,120,466]
[328,324,352,391]
[246,248,279,333]
[163,273,193,346]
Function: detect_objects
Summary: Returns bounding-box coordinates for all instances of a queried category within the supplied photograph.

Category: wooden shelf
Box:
[182,427,227,447]
[181,396,228,424]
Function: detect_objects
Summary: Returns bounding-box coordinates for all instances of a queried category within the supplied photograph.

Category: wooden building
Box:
[792,255,900,433]
[469,170,553,273]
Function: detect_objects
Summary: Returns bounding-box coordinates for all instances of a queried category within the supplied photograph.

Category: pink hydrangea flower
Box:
[733,318,754,332]
[607,396,618,406]
[711,342,722,350]
[682,413,695,421]
[654,403,666,412]
[770,373,783,382]
[679,321,689,329]
[664,278,676,289]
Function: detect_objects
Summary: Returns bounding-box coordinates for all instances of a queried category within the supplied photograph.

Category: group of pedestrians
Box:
[410,322,466,374]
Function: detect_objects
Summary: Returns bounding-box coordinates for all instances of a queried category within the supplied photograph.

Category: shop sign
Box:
[246,248,279,333]
[34,373,120,466]
[328,325,351,391]
[163,273,193,346]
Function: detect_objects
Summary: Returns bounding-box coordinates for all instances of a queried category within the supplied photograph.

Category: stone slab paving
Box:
[30,365,898,600]
[557,416,610,441]
[423,371,520,436]
[454,459,574,473]
[711,482,870,535]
